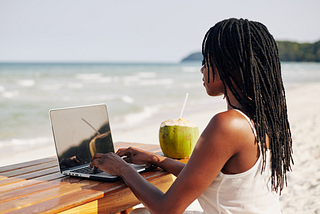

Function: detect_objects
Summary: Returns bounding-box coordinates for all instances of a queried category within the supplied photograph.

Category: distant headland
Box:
[181,40,320,62]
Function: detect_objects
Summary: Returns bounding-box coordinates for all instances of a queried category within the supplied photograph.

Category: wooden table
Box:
[0,142,188,214]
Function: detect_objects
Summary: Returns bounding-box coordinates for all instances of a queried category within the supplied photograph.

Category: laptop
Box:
[49,103,153,181]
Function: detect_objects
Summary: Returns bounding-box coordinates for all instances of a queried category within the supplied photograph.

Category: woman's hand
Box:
[116,147,160,166]
[90,152,130,176]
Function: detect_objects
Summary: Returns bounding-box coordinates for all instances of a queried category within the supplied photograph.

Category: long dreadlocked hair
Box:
[202,18,293,194]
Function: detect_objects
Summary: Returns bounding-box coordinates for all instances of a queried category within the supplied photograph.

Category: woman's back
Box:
[198,110,281,214]
[198,149,281,214]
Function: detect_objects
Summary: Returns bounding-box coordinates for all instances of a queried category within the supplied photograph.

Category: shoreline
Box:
[1,82,320,213]
[0,98,226,167]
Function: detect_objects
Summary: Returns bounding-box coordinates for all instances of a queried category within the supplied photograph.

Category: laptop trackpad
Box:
[94,164,147,176]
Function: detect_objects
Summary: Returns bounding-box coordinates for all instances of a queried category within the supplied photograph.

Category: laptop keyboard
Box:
[70,164,151,175]
[70,166,102,174]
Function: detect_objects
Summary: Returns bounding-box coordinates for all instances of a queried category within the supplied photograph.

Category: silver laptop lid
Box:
[49,104,115,171]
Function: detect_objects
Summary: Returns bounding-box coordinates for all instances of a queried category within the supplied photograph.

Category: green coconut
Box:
[159,118,199,159]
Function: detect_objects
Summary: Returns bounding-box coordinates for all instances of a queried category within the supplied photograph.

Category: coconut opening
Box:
[160,118,198,128]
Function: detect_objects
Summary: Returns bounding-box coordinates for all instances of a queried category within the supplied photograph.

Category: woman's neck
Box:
[225,88,243,111]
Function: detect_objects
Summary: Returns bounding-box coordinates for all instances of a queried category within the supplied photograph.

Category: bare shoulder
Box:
[200,110,259,174]
[207,110,251,133]
[202,110,256,150]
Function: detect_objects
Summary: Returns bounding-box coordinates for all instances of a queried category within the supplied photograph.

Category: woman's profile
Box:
[90,18,293,214]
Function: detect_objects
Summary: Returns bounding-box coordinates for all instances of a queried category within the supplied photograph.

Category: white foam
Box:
[122,105,160,125]
[75,73,102,81]
[138,72,157,78]
[97,94,118,101]
[182,66,200,73]
[124,75,141,84]
[17,79,35,87]
[39,84,62,90]
[97,77,113,83]
[0,137,55,167]
[2,90,19,98]
[183,82,202,88]
[123,72,158,86]
[139,78,174,86]
[121,95,134,103]
[0,136,51,148]
[67,83,83,89]
[0,85,5,92]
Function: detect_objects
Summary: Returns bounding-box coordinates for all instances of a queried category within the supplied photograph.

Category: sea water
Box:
[0,62,319,160]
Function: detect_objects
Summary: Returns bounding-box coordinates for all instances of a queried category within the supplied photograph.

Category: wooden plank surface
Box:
[0,142,185,214]
[0,158,56,173]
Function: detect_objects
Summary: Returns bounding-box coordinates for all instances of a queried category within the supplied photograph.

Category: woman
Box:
[90,18,293,214]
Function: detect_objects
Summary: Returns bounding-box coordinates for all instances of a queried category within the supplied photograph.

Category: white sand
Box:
[278,83,320,214]
[1,83,320,213]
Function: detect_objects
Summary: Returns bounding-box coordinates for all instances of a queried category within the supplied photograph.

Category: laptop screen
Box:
[50,104,115,170]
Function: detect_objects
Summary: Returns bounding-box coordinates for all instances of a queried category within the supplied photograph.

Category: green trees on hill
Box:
[181,40,320,62]
[276,41,320,62]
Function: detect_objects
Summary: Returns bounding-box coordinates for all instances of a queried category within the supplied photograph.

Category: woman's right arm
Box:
[116,147,186,177]
[91,112,243,213]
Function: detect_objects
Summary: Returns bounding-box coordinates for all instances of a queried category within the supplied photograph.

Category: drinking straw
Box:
[179,93,189,119]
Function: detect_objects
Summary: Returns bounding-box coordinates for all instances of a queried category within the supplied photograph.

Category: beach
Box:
[1,61,320,213]
[279,83,320,214]
[1,82,320,213]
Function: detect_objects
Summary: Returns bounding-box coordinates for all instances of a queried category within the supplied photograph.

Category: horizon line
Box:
[0,61,192,64]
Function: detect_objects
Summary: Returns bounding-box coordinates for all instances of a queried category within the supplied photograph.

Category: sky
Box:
[0,0,319,63]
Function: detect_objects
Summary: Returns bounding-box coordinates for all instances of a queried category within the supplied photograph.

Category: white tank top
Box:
[197,110,282,214]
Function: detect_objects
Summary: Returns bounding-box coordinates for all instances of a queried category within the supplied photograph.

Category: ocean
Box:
[0,62,320,161]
